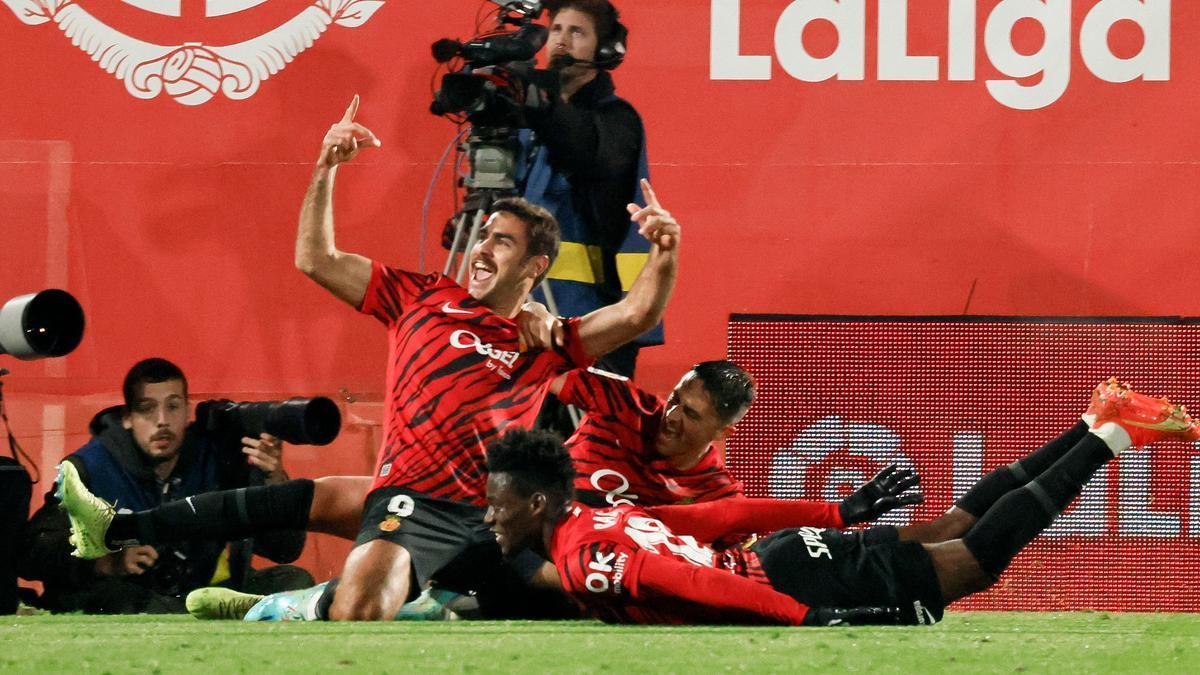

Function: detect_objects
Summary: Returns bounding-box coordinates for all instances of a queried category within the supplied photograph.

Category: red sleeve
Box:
[557,368,655,415]
[356,260,442,325]
[634,551,809,625]
[555,317,595,370]
[646,498,845,543]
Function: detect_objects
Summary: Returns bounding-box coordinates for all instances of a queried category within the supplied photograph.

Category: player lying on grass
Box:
[53,360,924,620]
[483,379,1200,625]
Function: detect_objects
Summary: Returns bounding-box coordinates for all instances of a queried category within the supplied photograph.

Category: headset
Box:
[593,17,628,70]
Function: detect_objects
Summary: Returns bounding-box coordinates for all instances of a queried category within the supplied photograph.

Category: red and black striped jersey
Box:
[359,262,591,505]
[559,369,743,507]
[551,499,844,625]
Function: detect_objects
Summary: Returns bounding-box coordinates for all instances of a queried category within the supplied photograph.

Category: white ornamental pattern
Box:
[3,0,385,105]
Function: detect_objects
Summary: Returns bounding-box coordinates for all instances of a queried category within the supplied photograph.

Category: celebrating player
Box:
[483,379,1200,625]
[59,95,681,622]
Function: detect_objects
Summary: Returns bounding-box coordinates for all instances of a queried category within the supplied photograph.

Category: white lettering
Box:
[878,0,938,81]
[1117,451,1179,537]
[710,0,771,79]
[585,573,609,593]
[625,517,715,566]
[951,432,984,501]
[984,0,1072,111]
[1190,453,1200,537]
[798,526,832,559]
[948,0,977,80]
[386,495,415,517]
[775,0,865,82]
[592,509,620,530]
[709,0,1172,110]
[1079,0,1170,83]
[590,469,638,506]
[449,329,520,368]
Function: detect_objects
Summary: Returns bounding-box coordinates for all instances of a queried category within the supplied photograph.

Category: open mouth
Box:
[471,260,496,285]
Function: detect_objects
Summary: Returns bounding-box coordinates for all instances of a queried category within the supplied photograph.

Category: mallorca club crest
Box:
[2,0,386,105]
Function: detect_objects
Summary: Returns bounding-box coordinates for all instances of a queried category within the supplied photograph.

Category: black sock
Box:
[106,478,315,548]
[955,421,1089,517]
[315,577,339,621]
[962,433,1111,579]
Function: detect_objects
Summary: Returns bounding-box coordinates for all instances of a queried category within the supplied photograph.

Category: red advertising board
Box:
[728,316,1200,611]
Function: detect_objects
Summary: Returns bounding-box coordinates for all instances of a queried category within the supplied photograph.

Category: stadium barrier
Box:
[728,315,1200,612]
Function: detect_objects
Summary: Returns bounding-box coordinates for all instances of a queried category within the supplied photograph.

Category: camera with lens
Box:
[195,396,342,447]
[194,396,342,485]
[0,289,85,360]
[429,0,557,129]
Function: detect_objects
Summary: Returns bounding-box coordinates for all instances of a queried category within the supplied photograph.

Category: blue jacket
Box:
[21,408,303,600]
[522,70,663,345]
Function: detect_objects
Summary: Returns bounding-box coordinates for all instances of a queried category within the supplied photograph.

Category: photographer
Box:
[522,0,658,377]
[18,358,312,614]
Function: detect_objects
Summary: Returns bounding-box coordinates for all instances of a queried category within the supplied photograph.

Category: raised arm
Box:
[576,179,679,358]
[295,95,379,308]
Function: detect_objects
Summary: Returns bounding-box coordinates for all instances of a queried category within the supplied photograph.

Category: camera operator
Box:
[522,0,657,377]
[19,358,313,614]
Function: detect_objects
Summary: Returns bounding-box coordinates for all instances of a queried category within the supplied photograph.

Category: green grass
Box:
[3,612,1199,673]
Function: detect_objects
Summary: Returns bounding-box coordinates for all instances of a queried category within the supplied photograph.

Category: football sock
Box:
[962,433,1112,579]
[954,421,1089,517]
[105,478,314,548]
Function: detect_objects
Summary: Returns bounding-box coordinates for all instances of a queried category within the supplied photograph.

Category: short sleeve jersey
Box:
[358,262,591,505]
[551,503,768,624]
[559,369,743,508]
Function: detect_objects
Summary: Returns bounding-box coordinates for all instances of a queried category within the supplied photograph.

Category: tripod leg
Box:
[443,211,473,277]
[455,210,487,284]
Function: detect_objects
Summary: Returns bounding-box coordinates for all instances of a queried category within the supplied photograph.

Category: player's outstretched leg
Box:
[94,479,317,552]
[186,587,266,621]
[55,462,117,559]
[901,379,1140,544]
[934,382,1199,601]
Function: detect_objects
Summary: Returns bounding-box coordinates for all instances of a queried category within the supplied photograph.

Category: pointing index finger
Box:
[342,94,360,123]
[640,179,661,209]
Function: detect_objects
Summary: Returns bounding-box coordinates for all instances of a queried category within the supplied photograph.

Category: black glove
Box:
[838,464,924,525]
[803,605,907,626]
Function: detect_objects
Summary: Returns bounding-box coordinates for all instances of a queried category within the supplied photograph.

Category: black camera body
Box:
[430,2,556,129]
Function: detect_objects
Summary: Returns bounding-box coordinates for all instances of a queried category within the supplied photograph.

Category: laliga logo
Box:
[2,0,386,105]
[712,0,1170,111]
[768,415,917,525]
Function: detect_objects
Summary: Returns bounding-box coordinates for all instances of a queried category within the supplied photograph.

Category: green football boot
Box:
[54,461,117,559]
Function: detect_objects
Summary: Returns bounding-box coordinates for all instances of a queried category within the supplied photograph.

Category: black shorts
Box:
[355,486,500,590]
[752,525,945,623]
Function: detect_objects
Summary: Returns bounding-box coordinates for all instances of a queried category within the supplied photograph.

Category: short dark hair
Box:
[545,0,620,44]
[490,198,561,284]
[486,427,574,506]
[692,360,755,426]
[123,358,187,410]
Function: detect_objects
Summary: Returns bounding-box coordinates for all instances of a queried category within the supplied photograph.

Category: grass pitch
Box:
[3,612,1198,673]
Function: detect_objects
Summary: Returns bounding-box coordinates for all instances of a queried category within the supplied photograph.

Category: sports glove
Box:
[838,463,924,525]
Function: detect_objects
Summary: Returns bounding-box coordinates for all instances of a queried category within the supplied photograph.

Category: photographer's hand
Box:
[94,545,158,577]
[626,179,679,252]
[318,95,381,169]
[243,433,286,483]
[516,301,564,352]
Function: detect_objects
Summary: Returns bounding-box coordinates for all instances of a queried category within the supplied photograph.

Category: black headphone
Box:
[593,19,628,70]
